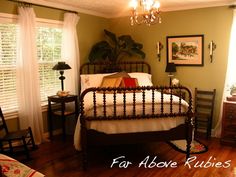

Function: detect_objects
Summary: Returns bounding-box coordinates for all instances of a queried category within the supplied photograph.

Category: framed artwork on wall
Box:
[166,35,204,66]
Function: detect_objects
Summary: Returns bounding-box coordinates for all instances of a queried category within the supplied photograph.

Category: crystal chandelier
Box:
[129,0,161,26]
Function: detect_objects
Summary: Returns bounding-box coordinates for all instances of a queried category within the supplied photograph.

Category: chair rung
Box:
[195,88,215,139]
[196,112,210,116]
[196,97,213,102]
[196,118,208,122]
[196,90,215,95]
[196,104,213,109]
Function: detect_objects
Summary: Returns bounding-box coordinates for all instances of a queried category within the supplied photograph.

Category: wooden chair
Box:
[0,107,36,160]
[194,88,216,139]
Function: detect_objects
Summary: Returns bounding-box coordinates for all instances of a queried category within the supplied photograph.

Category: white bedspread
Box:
[74,90,189,150]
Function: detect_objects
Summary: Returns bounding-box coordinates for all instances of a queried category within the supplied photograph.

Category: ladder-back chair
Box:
[195,88,216,139]
[0,107,36,159]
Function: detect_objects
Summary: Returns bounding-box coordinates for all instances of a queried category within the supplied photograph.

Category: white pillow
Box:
[80,73,116,93]
[128,72,153,86]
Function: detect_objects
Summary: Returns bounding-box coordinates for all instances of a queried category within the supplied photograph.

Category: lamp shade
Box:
[52,62,71,71]
[165,62,176,73]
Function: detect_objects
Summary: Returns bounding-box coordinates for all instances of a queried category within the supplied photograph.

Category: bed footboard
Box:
[79,86,194,170]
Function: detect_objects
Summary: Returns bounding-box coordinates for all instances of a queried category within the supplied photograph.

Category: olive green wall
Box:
[108,6,233,129]
[0,0,109,132]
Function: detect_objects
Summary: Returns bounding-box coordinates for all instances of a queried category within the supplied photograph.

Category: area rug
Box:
[168,139,208,154]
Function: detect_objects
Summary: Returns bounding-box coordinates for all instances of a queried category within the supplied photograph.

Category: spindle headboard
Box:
[80,61,151,74]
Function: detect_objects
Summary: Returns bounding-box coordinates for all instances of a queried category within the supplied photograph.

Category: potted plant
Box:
[88,29,145,71]
[226,83,236,101]
[230,84,236,96]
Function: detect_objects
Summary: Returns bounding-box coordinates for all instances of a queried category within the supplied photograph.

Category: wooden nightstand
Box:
[221,101,236,146]
[48,95,78,140]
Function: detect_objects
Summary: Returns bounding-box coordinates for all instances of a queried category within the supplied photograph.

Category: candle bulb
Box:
[157,42,160,54]
[210,41,213,56]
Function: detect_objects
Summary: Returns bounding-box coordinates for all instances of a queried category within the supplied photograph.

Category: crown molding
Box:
[161,1,233,12]
[14,0,234,19]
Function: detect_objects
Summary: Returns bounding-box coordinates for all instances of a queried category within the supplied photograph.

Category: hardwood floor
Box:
[13,135,236,177]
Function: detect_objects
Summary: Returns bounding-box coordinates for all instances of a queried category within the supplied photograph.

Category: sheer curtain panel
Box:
[17,6,44,144]
[61,13,80,95]
[213,9,236,137]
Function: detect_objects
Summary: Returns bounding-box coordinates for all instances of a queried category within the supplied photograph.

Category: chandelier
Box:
[129,0,161,26]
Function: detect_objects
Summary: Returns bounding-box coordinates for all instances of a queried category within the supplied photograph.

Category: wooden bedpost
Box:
[185,88,194,160]
[81,124,87,170]
[185,116,193,160]
[80,92,88,170]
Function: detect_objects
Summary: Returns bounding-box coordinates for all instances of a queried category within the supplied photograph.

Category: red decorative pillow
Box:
[121,77,139,88]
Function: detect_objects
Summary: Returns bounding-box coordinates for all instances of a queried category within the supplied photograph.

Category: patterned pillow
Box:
[100,77,123,88]
[99,72,130,88]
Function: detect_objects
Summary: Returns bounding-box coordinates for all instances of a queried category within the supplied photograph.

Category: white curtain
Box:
[213,9,236,137]
[16,6,44,144]
[61,13,80,95]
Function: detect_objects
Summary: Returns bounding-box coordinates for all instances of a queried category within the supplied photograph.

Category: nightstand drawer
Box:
[225,108,236,118]
[221,101,236,146]
[224,124,236,131]
[225,113,236,120]
[221,130,236,144]
[224,102,236,110]
[221,136,236,146]
[225,121,236,129]
[222,129,236,136]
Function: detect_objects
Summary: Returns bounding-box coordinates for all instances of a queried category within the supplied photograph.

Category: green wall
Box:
[108,6,233,129]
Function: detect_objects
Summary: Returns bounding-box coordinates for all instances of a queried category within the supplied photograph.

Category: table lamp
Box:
[165,62,176,87]
[52,61,71,91]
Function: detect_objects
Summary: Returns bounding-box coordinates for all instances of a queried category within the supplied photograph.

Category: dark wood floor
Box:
[12,135,236,177]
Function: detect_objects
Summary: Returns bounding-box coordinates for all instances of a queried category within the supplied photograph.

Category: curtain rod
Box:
[7,0,78,14]
[229,5,236,9]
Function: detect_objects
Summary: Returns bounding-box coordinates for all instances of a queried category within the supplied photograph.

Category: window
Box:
[0,13,63,115]
[0,23,18,113]
[37,25,62,104]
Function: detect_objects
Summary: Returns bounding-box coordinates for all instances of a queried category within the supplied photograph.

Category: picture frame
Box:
[166,35,204,66]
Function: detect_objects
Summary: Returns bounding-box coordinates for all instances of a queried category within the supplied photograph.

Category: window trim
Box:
[0,12,63,28]
[0,13,17,23]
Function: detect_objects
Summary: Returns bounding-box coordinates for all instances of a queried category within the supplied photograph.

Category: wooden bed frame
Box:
[79,61,194,169]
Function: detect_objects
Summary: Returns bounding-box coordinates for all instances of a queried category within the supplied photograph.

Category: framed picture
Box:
[166,35,204,66]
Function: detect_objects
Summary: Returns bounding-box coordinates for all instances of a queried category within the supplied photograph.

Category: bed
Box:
[74,61,194,169]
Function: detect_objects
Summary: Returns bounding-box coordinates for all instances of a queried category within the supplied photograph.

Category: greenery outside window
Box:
[0,23,18,114]
[37,26,62,104]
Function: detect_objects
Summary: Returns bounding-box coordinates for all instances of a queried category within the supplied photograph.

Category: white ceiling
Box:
[21,0,234,18]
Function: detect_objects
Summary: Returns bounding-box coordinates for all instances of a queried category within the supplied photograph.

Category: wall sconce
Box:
[208,41,216,63]
[156,42,163,61]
